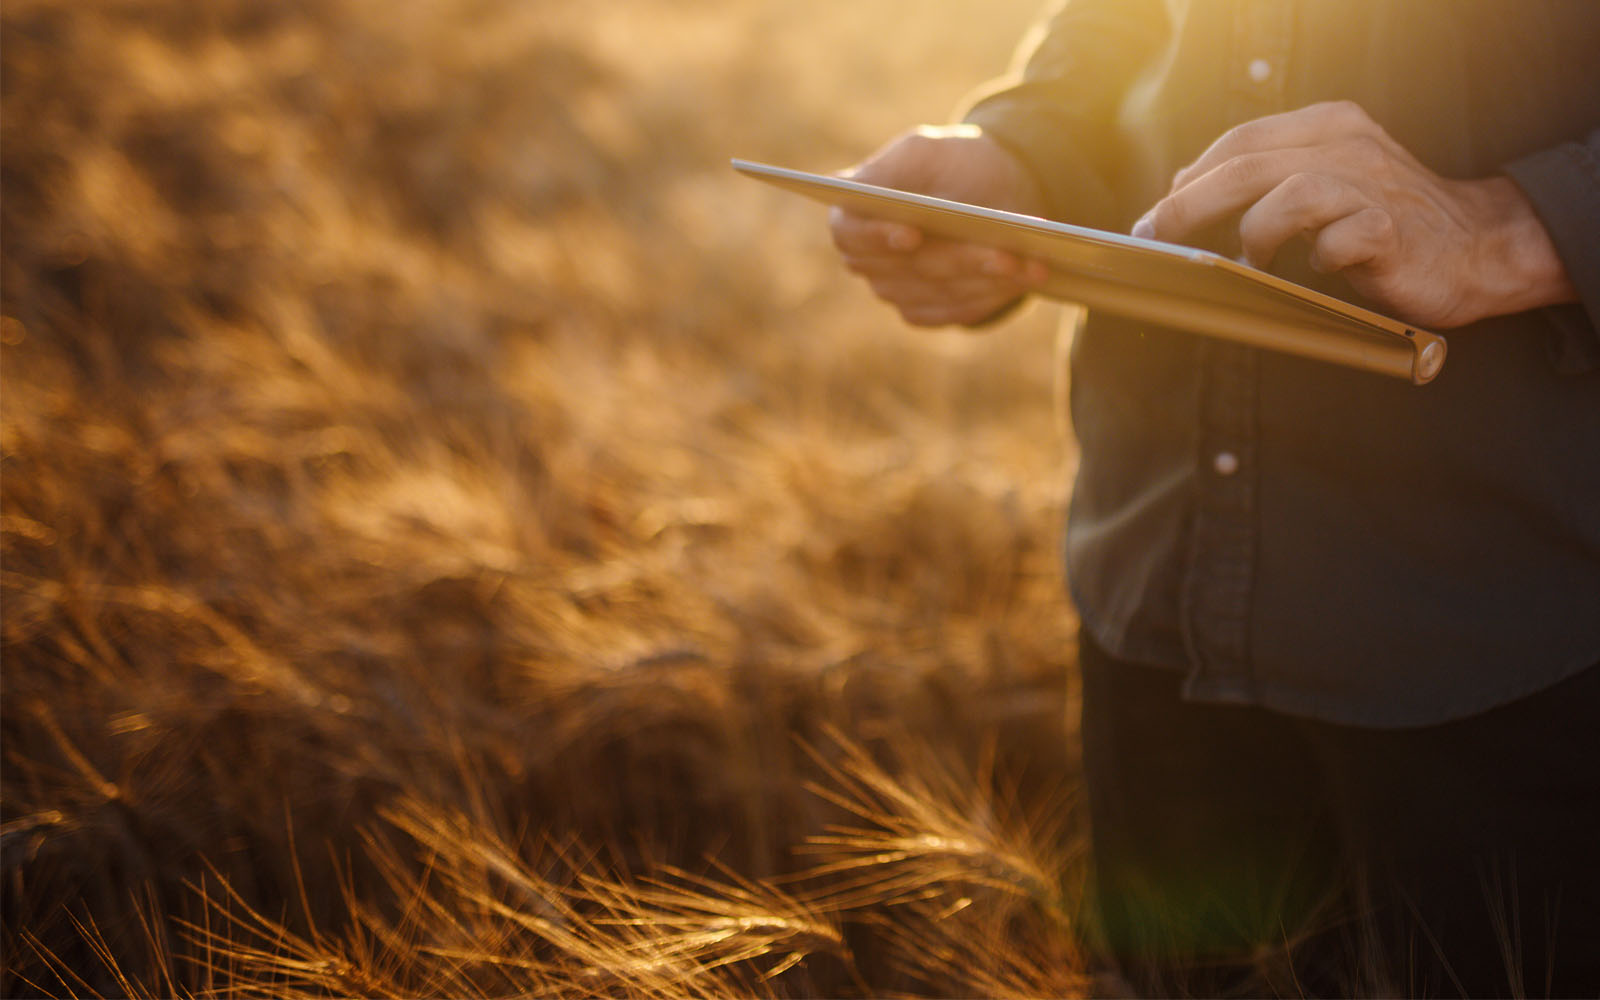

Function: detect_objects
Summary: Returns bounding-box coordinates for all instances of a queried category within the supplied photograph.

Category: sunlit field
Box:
[0,1,1099,995]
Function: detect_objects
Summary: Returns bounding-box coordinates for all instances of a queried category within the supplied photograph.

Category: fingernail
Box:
[1131,216,1155,241]
[981,254,1009,276]
[888,228,917,251]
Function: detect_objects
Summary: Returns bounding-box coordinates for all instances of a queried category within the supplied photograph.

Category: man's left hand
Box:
[1131,101,1576,329]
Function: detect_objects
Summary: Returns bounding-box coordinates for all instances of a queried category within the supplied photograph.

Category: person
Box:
[828,2,1600,996]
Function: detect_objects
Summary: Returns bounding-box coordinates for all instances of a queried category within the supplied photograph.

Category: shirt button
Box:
[1247,58,1272,83]
[1213,451,1240,476]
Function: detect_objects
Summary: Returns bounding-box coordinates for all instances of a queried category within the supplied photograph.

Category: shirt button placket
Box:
[1180,1,1290,698]
[1182,340,1260,693]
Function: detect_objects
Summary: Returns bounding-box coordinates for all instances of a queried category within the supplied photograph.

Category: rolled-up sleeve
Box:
[1503,129,1600,368]
[961,0,1169,231]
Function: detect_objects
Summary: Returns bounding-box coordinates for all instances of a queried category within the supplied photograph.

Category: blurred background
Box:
[1,1,1089,995]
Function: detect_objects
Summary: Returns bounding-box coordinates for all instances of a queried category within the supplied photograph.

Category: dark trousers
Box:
[1079,631,1600,998]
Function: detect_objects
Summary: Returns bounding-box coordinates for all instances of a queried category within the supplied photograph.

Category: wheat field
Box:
[0,1,1106,996]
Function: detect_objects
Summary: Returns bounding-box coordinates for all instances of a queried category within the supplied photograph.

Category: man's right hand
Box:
[830,124,1051,328]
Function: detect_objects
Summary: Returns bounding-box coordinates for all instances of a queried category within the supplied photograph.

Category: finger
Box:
[1238,172,1373,268]
[1169,100,1378,193]
[846,242,1030,281]
[906,241,1033,281]
[842,252,909,276]
[829,206,922,255]
[1135,147,1323,243]
[986,253,1051,285]
[901,292,1023,328]
[865,272,1036,306]
[842,246,982,277]
[1308,206,1397,273]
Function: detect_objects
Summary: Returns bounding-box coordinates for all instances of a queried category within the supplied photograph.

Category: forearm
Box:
[960,0,1169,228]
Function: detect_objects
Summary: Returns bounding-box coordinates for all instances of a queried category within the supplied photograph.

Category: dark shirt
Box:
[964,0,1600,727]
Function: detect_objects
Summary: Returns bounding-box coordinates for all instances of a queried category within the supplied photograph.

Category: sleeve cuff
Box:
[963,96,1123,232]
[1503,131,1600,360]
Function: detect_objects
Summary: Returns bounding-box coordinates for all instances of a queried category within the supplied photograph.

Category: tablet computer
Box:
[733,158,1446,385]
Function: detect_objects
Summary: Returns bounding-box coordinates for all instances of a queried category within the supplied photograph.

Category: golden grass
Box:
[1,0,1099,995]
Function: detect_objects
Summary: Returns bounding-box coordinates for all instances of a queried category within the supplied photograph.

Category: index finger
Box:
[1169,100,1375,193]
[1137,147,1326,243]
[829,206,923,255]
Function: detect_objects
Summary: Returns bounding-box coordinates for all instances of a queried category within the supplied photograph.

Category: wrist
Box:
[968,129,1048,217]
[1461,175,1578,323]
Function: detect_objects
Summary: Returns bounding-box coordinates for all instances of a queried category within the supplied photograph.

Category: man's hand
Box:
[831,125,1050,328]
[1131,101,1577,329]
